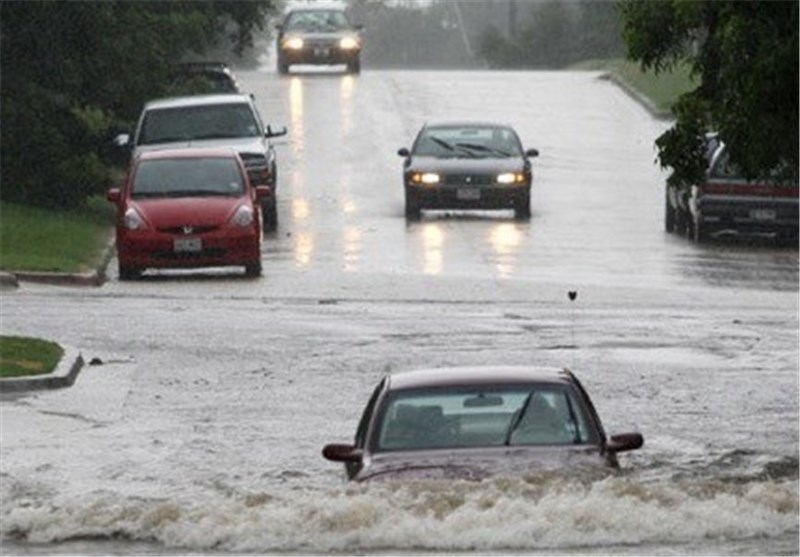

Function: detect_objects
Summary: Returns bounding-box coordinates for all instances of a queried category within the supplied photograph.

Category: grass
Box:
[571,58,699,113]
[0,196,114,273]
[0,335,64,378]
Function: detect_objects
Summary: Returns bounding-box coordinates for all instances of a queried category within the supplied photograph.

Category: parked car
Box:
[398,122,539,220]
[115,94,287,231]
[275,6,363,74]
[665,138,799,242]
[322,366,643,481]
[106,149,268,280]
[172,61,241,94]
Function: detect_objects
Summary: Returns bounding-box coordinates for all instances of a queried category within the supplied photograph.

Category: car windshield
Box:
[413,126,523,159]
[139,103,260,145]
[131,157,245,199]
[375,384,596,452]
[285,10,350,31]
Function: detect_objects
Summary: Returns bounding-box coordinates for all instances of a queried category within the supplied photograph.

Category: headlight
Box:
[283,37,304,50]
[411,172,440,185]
[230,205,255,227]
[339,36,359,50]
[124,208,147,230]
[497,172,525,184]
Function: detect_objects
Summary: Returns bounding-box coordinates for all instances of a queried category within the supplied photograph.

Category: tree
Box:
[0,0,277,209]
[619,0,799,186]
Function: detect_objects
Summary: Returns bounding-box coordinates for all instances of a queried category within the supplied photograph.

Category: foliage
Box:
[619,0,799,186]
[0,336,64,378]
[0,0,278,209]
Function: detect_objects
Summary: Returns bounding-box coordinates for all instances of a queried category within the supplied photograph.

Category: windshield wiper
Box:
[456,143,512,157]
[504,391,534,445]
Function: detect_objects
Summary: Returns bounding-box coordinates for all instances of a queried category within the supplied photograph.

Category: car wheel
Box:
[514,193,531,220]
[665,191,676,233]
[348,57,361,74]
[245,261,262,277]
[277,58,289,75]
[263,200,278,232]
[405,190,421,220]
[118,264,141,281]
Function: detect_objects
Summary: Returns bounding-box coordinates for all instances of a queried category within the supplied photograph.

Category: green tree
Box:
[619,0,799,186]
[0,0,277,209]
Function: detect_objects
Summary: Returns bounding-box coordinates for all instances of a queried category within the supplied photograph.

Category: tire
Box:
[118,264,141,281]
[665,191,676,233]
[405,190,421,220]
[348,57,361,74]
[514,192,531,220]
[245,261,262,278]
[277,58,289,75]
[263,200,278,232]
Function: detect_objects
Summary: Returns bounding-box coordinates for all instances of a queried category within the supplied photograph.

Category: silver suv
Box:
[116,94,287,230]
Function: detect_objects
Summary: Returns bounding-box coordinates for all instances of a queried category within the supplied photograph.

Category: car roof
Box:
[387,366,574,391]
[143,94,253,110]
[424,121,515,130]
[137,148,240,161]
[285,4,347,14]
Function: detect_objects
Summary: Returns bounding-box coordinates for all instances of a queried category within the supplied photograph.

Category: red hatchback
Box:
[107,149,269,280]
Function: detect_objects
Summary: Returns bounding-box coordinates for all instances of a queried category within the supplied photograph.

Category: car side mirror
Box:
[607,432,643,453]
[397,147,410,157]
[106,188,121,203]
[525,148,539,158]
[322,443,362,463]
[113,134,130,147]
[266,125,288,139]
[254,185,272,201]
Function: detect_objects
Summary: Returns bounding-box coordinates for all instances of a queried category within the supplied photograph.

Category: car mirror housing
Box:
[397,148,410,157]
[525,148,539,158]
[322,443,362,463]
[266,125,288,139]
[607,432,644,453]
[106,188,121,203]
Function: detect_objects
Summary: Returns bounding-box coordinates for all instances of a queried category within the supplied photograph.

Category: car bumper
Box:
[407,184,529,210]
[117,228,261,270]
[279,47,360,66]
[695,195,799,234]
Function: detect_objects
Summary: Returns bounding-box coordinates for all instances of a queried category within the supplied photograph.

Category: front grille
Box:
[240,152,269,184]
[444,174,492,186]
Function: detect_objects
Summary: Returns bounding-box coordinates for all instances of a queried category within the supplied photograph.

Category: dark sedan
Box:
[398,122,539,220]
[276,7,363,74]
[322,366,643,482]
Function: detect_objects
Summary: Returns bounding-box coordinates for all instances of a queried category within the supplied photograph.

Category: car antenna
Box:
[567,290,577,368]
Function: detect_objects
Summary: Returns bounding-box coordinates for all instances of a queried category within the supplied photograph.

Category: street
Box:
[1,68,797,555]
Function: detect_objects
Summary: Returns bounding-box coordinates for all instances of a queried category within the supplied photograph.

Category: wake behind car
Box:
[322,366,643,482]
[276,6,363,74]
[115,94,287,231]
[106,149,268,280]
[665,138,799,242]
[398,122,539,220]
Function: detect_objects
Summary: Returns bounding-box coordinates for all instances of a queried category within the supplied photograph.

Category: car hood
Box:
[355,445,609,482]
[132,196,245,229]
[408,156,525,174]
[134,136,266,157]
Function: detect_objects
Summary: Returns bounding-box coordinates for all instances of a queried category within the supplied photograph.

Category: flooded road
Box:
[1,69,797,554]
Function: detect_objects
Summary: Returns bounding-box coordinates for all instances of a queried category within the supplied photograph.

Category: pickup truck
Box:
[665,140,799,243]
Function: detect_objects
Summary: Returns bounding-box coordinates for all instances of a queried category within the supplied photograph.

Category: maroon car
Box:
[323,366,643,481]
[106,149,269,280]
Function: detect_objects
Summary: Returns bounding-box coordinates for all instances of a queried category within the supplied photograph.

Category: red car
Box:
[106,149,269,280]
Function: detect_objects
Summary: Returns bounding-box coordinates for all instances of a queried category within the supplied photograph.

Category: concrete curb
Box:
[3,235,115,288]
[0,345,84,392]
[601,71,675,122]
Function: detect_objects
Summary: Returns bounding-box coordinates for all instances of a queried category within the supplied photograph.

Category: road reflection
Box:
[486,222,526,279]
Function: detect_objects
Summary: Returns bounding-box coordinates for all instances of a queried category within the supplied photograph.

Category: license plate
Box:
[749,208,776,221]
[174,237,202,252]
[457,188,480,201]
[314,47,330,57]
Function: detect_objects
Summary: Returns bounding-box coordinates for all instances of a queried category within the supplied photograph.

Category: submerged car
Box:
[398,122,539,220]
[322,366,643,481]
[115,94,287,231]
[665,138,799,242]
[276,6,363,74]
[106,149,268,280]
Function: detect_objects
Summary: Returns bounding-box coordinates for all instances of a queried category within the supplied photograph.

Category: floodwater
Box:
[1,68,797,555]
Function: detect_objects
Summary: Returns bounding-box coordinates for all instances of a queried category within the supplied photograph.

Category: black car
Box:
[275,7,363,74]
[322,366,644,482]
[398,122,539,220]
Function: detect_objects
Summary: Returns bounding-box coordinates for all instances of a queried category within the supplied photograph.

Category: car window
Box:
[285,10,349,31]
[139,103,261,145]
[375,385,595,451]
[413,127,522,158]
[131,157,245,198]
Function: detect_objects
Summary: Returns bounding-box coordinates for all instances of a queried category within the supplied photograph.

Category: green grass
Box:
[571,58,699,113]
[0,196,114,273]
[0,335,64,378]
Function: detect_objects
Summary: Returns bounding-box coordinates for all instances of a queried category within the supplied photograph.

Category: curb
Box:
[601,71,675,121]
[2,235,115,288]
[0,345,84,392]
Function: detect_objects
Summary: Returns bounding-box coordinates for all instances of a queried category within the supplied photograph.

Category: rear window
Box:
[131,157,245,198]
[139,103,260,145]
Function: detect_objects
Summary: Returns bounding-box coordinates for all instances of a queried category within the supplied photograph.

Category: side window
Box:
[354,379,385,449]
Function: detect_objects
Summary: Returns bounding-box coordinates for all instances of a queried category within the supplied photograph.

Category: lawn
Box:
[0,335,63,378]
[0,196,114,273]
